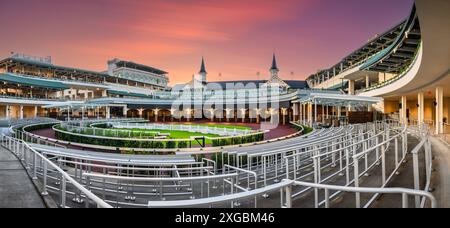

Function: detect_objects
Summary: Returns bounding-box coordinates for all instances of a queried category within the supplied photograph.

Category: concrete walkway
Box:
[430,137,450,208]
[0,146,46,208]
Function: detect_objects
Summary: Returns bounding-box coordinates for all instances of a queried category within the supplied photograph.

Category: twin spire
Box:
[197,53,279,77]
[199,57,207,74]
[270,53,279,71]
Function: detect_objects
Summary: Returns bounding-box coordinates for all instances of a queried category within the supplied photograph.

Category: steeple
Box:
[198,57,207,84]
[264,53,290,89]
[199,57,207,74]
[270,53,278,71]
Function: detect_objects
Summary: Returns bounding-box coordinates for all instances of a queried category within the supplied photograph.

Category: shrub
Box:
[178,141,188,148]
[166,141,176,149]
[153,141,165,149]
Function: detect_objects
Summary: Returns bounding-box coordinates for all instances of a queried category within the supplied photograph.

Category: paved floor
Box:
[430,137,450,208]
[0,146,46,208]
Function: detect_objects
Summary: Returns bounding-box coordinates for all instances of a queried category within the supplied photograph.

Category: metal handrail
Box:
[286,180,437,208]
[0,134,112,208]
[83,172,237,182]
[148,180,294,208]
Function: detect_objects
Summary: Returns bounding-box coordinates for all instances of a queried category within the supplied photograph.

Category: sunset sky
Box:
[0,0,414,85]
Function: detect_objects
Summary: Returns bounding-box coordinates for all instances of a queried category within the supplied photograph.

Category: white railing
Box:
[0,134,112,208]
[3,120,437,208]
[281,122,435,208]
[148,178,437,208]
[283,180,437,208]
[83,172,242,207]
[55,121,265,144]
[67,118,146,127]
[112,122,254,136]
[148,181,292,208]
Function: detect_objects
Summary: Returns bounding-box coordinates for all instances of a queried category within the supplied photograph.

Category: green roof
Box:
[327,81,348,90]
[0,73,69,90]
[1,57,109,78]
[107,90,153,98]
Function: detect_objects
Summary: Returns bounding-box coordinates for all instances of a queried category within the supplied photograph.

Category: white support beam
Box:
[106,106,111,119]
[436,87,444,134]
[418,92,424,126]
[34,106,38,118]
[5,105,10,119]
[19,105,24,119]
[348,80,355,95]
[314,100,317,124]
[401,96,407,125]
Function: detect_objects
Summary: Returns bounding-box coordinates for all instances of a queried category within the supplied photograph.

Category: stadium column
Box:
[308,102,313,126]
[401,96,407,125]
[322,105,325,124]
[19,105,24,119]
[436,87,444,134]
[106,106,111,119]
[366,75,370,89]
[281,108,288,125]
[298,103,302,123]
[292,103,297,122]
[348,80,355,95]
[170,109,175,122]
[81,106,85,120]
[240,109,246,123]
[123,107,128,118]
[314,100,317,124]
[67,107,71,121]
[34,106,38,118]
[225,109,231,122]
[256,109,261,124]
[304,104,308,125]
[154,109,160,122]
[5,105,10,119]
[418,92,424,127]
[186,109,191,122]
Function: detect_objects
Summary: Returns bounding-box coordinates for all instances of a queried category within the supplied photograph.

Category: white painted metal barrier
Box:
[284,180,437,208]
[0,134,112,208]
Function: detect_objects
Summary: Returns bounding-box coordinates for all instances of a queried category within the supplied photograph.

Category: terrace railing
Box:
[111,122,254,136]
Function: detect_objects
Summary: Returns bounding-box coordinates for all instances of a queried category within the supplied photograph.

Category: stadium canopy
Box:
[0,73,69,90]
[295,93,383,107]
[107,90,153,98]
[43,102,105,110]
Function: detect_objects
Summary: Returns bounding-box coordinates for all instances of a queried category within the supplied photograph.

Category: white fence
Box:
[111,122,254,136]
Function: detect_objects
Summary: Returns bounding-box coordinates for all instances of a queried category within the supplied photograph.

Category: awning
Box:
[298,93,383,107]
[0,73,69,90]
[327,81,349,90]
[43,102,104,109]
[107,90,153,98]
